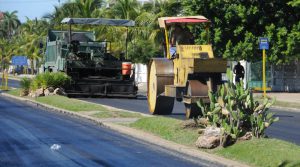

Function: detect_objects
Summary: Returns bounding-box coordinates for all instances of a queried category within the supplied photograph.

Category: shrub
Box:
[197,70,279,146]
[30,74,43,91]
[40,72,55,89]
[30,72,71,90]
[20,77,32,92]
[52,72,71,88]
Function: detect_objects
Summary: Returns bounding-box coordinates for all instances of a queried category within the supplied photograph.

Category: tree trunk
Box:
[31,58,34,74]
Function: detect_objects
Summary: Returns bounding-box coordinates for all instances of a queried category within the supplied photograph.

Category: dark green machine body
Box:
[44,30,137,97]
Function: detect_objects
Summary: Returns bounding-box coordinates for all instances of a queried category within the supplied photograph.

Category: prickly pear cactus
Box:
[197,70,279,146]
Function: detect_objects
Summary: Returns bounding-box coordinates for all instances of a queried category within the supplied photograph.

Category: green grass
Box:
[36,95,107,112]
[130,116,300,166]
[215,138,300,167]
[130,116,199,146]
[93,110,143,118]
[5,89,143,118]
[6,88,20,96]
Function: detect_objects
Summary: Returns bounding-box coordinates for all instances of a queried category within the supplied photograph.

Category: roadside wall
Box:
[134,63,147,84]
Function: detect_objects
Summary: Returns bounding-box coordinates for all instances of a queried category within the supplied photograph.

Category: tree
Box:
[18,18,49,74]
[44,0,103,27]
[0,11,20,71]
[181,0,300,64]
[2,11,21,39]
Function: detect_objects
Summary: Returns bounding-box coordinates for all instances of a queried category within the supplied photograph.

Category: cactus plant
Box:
[197,70,279,146]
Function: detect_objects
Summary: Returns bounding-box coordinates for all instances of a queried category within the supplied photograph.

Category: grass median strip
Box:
[131,116,300,167]
[215,138,300,167]
[5,88,20,96]
[5,89,143,119]
[130,116,199,146]
[36,95,106,112]
[92,110,143,118]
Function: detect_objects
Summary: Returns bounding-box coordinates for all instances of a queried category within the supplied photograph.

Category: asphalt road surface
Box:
[4,78,300,145]
[0,95,221,167]
[1,77,20,88]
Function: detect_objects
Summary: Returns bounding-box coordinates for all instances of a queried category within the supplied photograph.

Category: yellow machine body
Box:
[148,16,227,118]
[173,44,227,86]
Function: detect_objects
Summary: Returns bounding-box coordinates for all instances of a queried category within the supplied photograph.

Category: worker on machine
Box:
[170,24,194,57]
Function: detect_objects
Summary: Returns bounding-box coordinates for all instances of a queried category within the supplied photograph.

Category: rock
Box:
[28,91,35,98]
[198,118,209,126]
[239,132,252,141]
[196,135,220,149]
[197,128,205,134]
[181,119,198,129]
[44,89,50,96]
[19,90,29,97]
[54,88,66,96]
[203,126,221,136]
[195,126,221,149]
[35,88,44,97]
[48,87,55,93]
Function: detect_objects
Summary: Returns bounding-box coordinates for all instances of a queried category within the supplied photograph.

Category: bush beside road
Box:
[2,88,300,166]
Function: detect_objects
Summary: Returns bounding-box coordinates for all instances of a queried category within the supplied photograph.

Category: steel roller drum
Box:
[147,58,174,115]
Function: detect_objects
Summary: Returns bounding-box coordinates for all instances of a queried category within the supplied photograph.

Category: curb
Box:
[0,92,249,167]
[271,106,300,113]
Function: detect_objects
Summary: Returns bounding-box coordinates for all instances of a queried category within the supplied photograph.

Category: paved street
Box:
[0,96,219,167]
[3,78,300,145]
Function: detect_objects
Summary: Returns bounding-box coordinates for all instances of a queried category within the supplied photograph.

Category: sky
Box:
[0,0,151,23]
[0,0,68,23]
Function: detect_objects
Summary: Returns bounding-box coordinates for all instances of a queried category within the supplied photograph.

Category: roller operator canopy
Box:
[158,16,210,28]
[61,18,135,27]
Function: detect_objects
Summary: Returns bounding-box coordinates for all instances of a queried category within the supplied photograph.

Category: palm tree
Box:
[44,0,104,27]
[0,38,17,71]
[75,0,104,18]
[18,18,49,74]
[110,0,139,20]
[2,11,21,39]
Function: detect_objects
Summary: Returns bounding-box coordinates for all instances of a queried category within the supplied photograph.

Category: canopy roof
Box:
[158,16,210,28]
[61,18,135,27]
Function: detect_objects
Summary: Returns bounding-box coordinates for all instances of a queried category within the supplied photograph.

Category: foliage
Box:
[20,77,32,91]
[0,11,21,70]
[30,72,70,90]
[181,0,300,64]
[128,39,162,63]
[2,0,299,67]
[0,11,21,39]
[197,71,279,145]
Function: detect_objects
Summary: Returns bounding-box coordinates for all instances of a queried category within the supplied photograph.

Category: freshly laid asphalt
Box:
[0,96,222,167]
[3,78,300,145]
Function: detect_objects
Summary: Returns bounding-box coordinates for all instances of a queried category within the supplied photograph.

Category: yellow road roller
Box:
[148,16,227,118]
